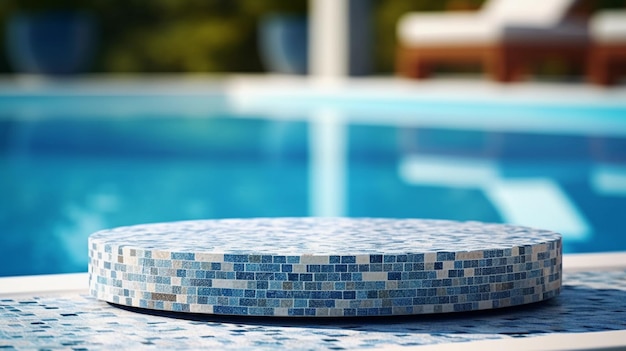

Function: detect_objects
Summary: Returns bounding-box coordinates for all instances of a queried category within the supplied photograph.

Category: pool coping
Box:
[2,251,625,350]
[1,75,626,104]
[2,75,626,141]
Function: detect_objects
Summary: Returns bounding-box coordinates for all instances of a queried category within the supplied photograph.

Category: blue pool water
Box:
[1,87,626,276]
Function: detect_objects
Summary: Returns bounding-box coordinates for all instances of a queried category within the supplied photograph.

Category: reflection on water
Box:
[1,99,626,276]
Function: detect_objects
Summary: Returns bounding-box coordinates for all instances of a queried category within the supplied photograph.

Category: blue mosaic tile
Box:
[88,218,562,317]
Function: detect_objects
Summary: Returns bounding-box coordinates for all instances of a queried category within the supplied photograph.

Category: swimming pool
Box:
[1,78,625,277]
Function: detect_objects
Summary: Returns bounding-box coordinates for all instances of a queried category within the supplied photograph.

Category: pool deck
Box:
[2,74,626,105]
[2,252,626,350]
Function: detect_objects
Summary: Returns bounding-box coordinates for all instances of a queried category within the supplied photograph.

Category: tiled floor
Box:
[2,269,625,350]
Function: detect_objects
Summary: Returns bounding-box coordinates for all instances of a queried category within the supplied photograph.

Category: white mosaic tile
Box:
[89,218,562,317]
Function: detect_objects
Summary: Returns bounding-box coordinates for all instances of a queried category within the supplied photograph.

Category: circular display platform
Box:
[89,218,562,317]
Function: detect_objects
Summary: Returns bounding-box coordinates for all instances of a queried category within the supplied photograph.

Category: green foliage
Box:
[100,16,255,72]
[591,0,626,10]
[0,0,624,74]
[0,0,102,13]
[0,0,307,73]
[94,0,306,73]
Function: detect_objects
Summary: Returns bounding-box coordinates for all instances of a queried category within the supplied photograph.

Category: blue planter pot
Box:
[258,15,308,75]
[5,12,96,75]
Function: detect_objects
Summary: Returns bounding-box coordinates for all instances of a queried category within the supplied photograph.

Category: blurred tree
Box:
[0,0,307,74]
[95,0,306,73]
[0,0,623,74]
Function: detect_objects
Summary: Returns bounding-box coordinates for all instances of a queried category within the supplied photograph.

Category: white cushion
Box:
[397,12,497,46]
[483,0,578,26]
[591,10,626,43]
[398,13,587,46]
[397,0,583,47]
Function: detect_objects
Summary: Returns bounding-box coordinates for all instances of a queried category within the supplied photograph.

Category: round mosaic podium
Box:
[89,218,562,317]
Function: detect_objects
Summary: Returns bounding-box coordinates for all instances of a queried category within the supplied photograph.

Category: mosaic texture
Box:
[89,218,562,317]
[3,270,626,350]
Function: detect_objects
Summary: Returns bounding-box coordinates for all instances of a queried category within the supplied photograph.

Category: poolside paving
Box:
[1,269,625,350]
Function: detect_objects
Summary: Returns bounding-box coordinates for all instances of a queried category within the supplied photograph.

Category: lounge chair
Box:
[396,0,588,82]
[588,10,626,86]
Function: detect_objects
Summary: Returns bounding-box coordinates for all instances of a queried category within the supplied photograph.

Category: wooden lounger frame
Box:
[588,43,626,86]
[396,41,589,83]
